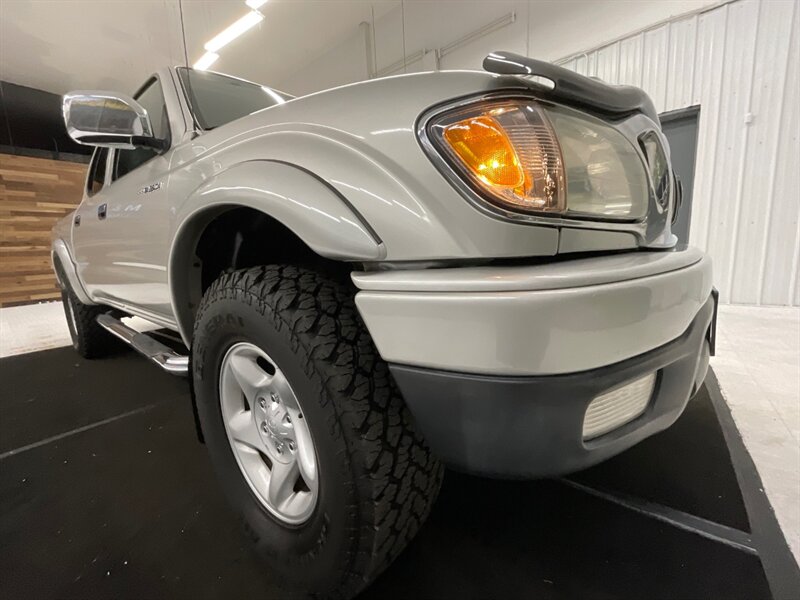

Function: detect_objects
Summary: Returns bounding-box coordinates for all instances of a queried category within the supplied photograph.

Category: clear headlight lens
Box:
[548,104,650,219]
[428,99,650,220]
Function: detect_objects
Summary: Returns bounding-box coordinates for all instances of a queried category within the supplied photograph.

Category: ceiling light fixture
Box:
[193,52,220,71]
[245,0,268,9]
[204,10,264,53]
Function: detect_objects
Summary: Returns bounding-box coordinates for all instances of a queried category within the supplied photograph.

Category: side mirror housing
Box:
[62,91,166,151]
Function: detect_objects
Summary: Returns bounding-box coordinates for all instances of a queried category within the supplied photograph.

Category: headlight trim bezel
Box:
[416,91,677,248]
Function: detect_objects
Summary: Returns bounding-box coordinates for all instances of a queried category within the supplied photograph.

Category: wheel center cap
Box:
[259,400,293,459]
[267,403,291,434]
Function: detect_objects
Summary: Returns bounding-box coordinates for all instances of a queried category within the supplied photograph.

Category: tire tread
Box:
[193,265,443,598]
[57,265,118,359]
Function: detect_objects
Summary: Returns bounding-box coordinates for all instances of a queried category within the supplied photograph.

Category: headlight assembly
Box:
[425,98,651,221]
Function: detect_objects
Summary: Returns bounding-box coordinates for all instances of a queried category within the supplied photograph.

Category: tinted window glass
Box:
[88,147,108,195]
[114,78,169,180]
[178,68,292,130]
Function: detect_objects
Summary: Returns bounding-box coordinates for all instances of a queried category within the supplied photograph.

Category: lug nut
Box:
[288,441,296,452]
[270,391,279,403]
[258,398,266,410]
[261,422,268,433]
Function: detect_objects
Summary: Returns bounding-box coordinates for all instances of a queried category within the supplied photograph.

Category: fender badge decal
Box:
[139,182,162,194]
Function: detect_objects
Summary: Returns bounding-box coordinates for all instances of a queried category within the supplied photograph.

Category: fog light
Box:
[583,372,656,440]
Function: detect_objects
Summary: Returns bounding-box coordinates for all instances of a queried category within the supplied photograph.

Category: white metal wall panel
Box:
[560,0,799,305]
[586,52,598,77]
[731,0,797,304]
[561,57,577,73]
[642,25,670,112]
[690,6,729,254]
[595,42,620,83]
[618,35,644,88]
[760,2,800,306]
[666,16,697,110]
[707,0,760,303]
[573,54,589,76]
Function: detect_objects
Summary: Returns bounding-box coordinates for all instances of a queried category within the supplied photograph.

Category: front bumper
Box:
[353,247,713,375]
[352,247,715,477]
[389,294,714,477]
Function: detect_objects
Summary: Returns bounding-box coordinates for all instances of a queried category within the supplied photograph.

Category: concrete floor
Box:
[1,300,798,564]
[712,304,800,562]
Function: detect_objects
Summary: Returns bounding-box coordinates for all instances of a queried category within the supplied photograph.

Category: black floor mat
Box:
[571,389,751,531]
[0,347,797,599]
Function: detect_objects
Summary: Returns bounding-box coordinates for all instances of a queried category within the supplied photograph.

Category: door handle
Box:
[98,203,107,220]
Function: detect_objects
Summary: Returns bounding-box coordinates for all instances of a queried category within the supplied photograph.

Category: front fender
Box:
[175,160,384,261]
[175,73,562,262]
[168,160,385,342]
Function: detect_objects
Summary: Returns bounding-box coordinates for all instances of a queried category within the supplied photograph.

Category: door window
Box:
[113,77,169,181]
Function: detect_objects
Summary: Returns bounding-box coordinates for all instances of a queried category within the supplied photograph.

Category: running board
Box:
[96,313,189,376]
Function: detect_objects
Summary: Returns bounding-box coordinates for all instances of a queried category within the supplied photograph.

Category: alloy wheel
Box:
[219,342,319,525]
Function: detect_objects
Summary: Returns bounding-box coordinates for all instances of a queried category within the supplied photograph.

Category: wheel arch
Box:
[52,238,94,304]
[169,160,384,344]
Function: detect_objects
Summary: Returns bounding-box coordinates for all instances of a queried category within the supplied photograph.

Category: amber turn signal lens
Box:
[428,100,566,214]
[442,116,524,190]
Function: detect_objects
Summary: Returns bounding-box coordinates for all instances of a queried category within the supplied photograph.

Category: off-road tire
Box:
[192,265,443,599]
[56,262,119,359]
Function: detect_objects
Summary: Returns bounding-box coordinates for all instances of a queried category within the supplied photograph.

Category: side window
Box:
[113,77,169,181]
[87,147,109,196]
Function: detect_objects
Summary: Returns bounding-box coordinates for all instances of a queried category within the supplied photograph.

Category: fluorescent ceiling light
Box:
[245,0,268,9]
[193,52,219,71]
[204,10,264,53]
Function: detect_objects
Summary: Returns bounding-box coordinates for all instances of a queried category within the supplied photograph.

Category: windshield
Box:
[177,68,293,130]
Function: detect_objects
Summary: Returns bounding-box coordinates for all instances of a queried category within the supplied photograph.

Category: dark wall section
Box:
[0,81,91,163]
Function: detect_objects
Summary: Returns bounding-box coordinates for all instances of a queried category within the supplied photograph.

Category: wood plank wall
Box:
[0,153,87,306]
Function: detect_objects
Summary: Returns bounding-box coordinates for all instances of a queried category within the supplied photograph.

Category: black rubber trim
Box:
[710,286,720,355]
[391,294,715,478]
[483,51,659,123]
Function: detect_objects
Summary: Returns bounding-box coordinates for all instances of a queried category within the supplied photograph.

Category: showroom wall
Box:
[0,154,86,306]
[257,0,798,307]
[0,81,90,306]
[269,1,723,92]
[560,1,799,307]
[0,0,796,306]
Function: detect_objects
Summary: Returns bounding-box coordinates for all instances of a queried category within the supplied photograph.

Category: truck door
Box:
[81,76,174,321]
[70,147,112,298]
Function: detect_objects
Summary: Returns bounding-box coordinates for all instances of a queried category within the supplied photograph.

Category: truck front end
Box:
[352,52,717,477]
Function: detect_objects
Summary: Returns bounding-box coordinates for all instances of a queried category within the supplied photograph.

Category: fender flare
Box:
[52,238,94,305]
[168,159,385,342]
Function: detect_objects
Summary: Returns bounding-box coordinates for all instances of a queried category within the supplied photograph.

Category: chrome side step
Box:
[96,313,189,376]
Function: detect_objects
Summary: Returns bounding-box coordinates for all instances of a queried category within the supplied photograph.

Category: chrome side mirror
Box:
[62,91,166,150]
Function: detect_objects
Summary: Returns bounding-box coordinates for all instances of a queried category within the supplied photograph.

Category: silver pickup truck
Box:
[52,51,716,598]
